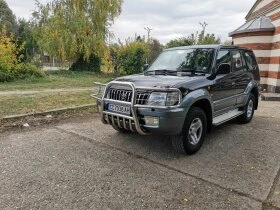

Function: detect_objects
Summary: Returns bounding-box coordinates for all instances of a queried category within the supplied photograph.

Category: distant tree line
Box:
[0,0,230,82]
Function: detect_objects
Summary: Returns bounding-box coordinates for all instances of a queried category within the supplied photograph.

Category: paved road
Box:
[0,101,280,209]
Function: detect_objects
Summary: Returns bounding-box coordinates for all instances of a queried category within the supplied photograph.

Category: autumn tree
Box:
[32,0,123,61]
[0,27,44,82]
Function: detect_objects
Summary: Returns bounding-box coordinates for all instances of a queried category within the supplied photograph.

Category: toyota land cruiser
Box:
[92,45,260,155]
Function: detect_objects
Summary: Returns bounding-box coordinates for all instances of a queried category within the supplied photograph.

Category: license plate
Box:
[108,104,130,115]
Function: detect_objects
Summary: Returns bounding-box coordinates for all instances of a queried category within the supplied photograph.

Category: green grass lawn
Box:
[0,91,95,117]
[0,70,114,91]
[0,70,114,117]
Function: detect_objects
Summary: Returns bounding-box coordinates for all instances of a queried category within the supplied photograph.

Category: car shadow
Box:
[113,118,242,159]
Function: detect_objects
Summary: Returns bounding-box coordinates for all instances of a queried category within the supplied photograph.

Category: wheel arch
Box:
[250,87,259,110]
[244,81,259,110]
[190,99,213,132]
[181,89,214,132]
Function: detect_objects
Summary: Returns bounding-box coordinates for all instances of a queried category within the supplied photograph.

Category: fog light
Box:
[144,116,159,127]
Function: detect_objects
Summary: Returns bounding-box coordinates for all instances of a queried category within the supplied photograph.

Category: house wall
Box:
[247,0,280,20]
[232,4,280,93]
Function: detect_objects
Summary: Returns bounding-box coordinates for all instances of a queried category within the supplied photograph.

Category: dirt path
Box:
[0,87,93,96]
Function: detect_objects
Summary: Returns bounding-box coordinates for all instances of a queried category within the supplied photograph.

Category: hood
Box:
[115,74,200,89]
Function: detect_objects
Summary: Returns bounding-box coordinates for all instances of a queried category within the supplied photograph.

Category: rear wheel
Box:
[171,107,207,155]
[237,93,255,124]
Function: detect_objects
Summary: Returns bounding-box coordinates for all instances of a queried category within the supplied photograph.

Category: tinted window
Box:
[232,51,246,72]
[216,50,231,69]
[244,51,258,70]
[148,48,215,73]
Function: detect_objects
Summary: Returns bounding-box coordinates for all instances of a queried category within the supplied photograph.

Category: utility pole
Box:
[144,27,153,42]
[144,27,152,64]
[199,22,208,41]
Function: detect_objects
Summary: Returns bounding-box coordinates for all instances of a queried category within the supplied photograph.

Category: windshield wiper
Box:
[145,69,177,76]
[177,69,207,75]
[176,70,206,76]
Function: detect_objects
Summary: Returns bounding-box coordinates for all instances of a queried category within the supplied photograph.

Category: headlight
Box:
[166,92,180,106]
[147,92,167,106]
[146,92,180,106]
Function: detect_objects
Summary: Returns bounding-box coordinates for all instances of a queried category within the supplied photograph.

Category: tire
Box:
[237,93,255,124]
[171,107,207,155]
[112,125,130,133]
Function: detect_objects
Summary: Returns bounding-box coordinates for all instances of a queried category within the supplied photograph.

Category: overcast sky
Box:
[6,0,255,44]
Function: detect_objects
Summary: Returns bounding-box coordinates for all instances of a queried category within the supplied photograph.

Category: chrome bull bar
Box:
[91,81,182,135]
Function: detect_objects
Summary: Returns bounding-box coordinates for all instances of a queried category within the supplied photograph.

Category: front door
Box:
[211,49,237,114]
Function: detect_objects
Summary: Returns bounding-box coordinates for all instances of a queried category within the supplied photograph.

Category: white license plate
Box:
[108,104,130,115]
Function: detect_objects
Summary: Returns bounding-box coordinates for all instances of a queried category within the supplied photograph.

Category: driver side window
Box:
[216,50,231,70]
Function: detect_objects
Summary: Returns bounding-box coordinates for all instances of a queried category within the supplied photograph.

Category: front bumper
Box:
[92,81,185,135]
[138,107,185,135]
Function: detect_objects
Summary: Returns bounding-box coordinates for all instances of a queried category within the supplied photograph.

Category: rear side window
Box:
[244,51,258,70]
[216,50,231,68]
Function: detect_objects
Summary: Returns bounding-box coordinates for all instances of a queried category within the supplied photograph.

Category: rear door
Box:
[231,50,254,106]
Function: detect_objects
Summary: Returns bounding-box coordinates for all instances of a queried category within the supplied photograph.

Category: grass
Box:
[0,91,95,118]
[0,70,114,117]
[0,70,114,91]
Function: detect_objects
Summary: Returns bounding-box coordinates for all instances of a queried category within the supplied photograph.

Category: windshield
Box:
[147,48,215,73]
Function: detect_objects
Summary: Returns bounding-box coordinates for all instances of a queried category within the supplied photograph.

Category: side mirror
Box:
[143,64,149,71]
[216,63,231,75]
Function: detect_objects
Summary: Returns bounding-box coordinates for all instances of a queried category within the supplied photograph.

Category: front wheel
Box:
[171,107,207,155]
[237,93,255,124]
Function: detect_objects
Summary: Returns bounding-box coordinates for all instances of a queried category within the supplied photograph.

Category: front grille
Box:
[107,88,151,105]
[136,92,151,105]
[107,88,133,102]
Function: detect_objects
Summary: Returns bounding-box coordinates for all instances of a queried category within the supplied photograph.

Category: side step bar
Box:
[213,109,244,126]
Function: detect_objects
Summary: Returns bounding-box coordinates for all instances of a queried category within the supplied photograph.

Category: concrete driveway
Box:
[0,101,280,209]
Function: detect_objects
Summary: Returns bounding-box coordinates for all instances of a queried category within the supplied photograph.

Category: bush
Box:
[117,41,147,75]
[0,27,45,82]
[0,68,13,82]
[15,63,45,79]
[70,54,101,72]
[0,63,45,82]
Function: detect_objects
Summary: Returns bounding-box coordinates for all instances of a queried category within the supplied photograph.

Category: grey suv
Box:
[93,45,260,155]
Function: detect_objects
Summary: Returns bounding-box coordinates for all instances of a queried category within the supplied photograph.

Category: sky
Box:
[5,0,256,44]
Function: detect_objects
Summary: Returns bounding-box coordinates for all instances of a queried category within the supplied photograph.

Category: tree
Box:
[114,38,147,75]
[17,19,38,62]
[147,38,163,63]
[0,27,18,74]
[197,31,221,45]
[32,0,123,61]
[223,40,233,46]
[165,35,196,48]
[0,0,17,34]
[0,27,44,82]
[70,54,101,72]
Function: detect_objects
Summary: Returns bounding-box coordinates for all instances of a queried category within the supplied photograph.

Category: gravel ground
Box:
[0,101,279,209]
